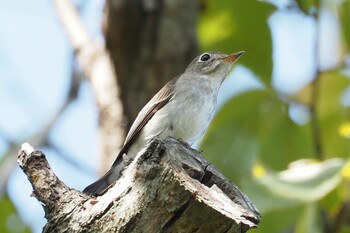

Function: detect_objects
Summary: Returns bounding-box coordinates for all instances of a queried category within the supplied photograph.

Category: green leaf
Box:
[257,100,314,170]
[255,158,344,202]
[243,159,344,214]
[317,72,350,158]
[242,177,302,213]
[198,0,275,84]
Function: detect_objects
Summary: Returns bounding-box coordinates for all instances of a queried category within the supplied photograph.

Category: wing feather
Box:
[111,76,178,167]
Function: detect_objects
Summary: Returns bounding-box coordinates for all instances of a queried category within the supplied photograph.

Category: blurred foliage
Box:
[198,0,275,84]
[0,196,30,233]
[295,72,350,158]
[199,0,350,232]
[2,0,350,232]
[295,0,317,14]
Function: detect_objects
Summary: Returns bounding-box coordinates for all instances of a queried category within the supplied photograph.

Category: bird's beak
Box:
[222,51,245,63]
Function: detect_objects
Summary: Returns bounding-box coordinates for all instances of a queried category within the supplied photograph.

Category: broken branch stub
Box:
[17,138,260,233]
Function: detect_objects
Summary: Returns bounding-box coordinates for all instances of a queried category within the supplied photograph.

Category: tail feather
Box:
[83,165,123,195]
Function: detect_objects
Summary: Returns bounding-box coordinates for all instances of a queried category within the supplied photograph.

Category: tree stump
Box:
[17,138,261,233]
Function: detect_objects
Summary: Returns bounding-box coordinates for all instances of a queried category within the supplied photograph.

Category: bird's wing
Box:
[112,76,179,167]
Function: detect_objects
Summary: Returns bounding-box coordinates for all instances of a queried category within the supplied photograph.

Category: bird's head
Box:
[185,51,244,80]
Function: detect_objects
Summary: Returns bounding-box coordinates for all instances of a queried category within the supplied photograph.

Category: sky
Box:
[0,0,341,232]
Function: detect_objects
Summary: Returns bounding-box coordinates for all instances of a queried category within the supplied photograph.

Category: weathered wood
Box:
[18,138,260,233]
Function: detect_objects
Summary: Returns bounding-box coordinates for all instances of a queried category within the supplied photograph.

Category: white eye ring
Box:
[199,53,211,62]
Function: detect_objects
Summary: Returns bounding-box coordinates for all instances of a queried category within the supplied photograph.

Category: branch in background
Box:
[310,75,323,160]
[0,70,81,196]
[310,1,323,160]
[52,0,126,173]
[0,137,21,197]
[333,201,350,233]
[309,2,350,233]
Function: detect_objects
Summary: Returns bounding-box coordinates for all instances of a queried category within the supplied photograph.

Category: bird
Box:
[83,51,244,194]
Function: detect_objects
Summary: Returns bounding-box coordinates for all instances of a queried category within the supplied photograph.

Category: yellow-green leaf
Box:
[255,158,344,202]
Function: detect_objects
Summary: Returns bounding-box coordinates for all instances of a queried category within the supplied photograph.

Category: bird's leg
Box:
[177,138,192,149]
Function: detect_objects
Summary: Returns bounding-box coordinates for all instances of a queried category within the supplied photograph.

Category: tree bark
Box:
[18,138,261,233]
[104,0,199,130]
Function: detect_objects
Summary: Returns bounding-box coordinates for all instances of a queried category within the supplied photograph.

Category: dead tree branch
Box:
[18,138,260,233]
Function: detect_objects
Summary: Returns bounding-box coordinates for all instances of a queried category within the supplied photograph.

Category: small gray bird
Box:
[83,51,244,194]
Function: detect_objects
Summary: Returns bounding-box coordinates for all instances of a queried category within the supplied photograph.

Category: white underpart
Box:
[127,70,227,159]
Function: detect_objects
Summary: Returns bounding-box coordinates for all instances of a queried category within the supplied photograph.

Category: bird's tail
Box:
[83,163,123,195]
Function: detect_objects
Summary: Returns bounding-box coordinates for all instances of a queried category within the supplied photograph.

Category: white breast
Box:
[128,74,221,158]
[144,76,218,145]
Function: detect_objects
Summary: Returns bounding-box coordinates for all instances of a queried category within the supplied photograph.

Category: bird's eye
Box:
[199,53,211,62]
